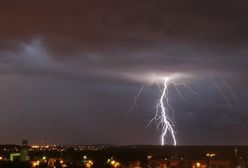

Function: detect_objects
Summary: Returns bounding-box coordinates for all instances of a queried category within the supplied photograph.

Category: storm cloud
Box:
[0,0,247,145]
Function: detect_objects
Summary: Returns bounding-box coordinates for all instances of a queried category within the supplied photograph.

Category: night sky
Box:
[0,0,248,145]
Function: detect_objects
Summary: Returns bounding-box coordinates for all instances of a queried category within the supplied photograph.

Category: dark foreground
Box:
[0,145,247,168]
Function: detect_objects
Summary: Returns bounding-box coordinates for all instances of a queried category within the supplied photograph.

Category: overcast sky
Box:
[0,0,247,145]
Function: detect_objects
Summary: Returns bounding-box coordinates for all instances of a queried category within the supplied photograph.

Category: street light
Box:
[107,158,121,168]
[206,153,216,168]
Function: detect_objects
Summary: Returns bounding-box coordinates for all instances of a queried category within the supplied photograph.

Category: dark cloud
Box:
[0,0,247,145]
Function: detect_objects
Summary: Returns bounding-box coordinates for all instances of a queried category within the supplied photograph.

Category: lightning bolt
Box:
[159,78,176,146]
[129,75,196,146]
[148,77,176,146]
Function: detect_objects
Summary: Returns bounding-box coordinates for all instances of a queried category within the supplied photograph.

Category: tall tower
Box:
[22,139,28,146]
[234,147,238,159]
[42,138,48,146]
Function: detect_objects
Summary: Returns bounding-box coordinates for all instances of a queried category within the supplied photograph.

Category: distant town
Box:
[0,140,247,168]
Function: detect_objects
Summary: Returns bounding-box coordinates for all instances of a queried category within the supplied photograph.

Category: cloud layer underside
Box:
[0,38,247,86]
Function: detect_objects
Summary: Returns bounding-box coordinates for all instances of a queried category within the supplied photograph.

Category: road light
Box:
[196,162,201,167]
[206,153,216,157]
[107,158,121,168]
[206,153,216,168]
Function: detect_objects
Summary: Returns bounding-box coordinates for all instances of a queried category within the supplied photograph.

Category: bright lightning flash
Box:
[152,77,176,146]
[129,74,196,146]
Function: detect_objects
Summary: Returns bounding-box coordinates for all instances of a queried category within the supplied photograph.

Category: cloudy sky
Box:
[0,0,247,145]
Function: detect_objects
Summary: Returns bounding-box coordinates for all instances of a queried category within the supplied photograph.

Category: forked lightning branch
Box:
[130,75,195,146]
